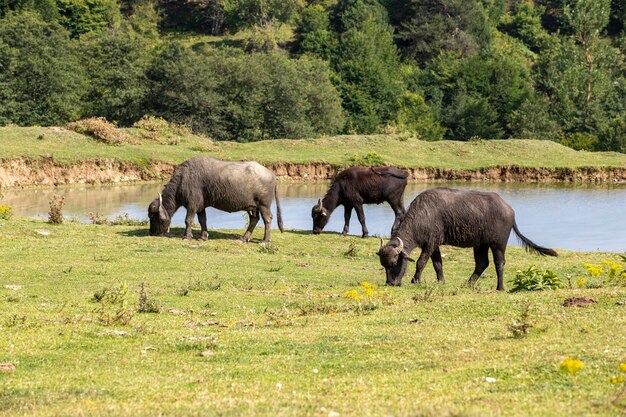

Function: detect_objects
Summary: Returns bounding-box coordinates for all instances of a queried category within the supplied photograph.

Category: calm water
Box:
[2,182,625,252]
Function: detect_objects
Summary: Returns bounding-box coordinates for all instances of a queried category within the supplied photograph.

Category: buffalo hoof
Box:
[200,232,208,241]
[182,235,193,240]
[361,234,369,239]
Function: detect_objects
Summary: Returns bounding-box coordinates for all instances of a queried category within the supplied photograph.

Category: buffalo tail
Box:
[275,184,284,233]
[512,223,558,257]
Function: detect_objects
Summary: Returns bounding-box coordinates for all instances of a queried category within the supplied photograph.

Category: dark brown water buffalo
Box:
[311,166,409,238]
[148,156,284,242]
[377,187,557,291]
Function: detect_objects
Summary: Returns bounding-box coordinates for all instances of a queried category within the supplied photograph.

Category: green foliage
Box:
[395,0,492,63]
[332,0,404,133]
[560,132,599,151]
[79,30,150,125]
[0,12,85,126]
[296,4,337,59]
[498,0,554,52]
[55,0,121,37]
[147,44,343,141]
[92,282,135,325]
[349,151,384,166]
[509,266,561,292]
[224,0,299,31]
[394,91,444,140]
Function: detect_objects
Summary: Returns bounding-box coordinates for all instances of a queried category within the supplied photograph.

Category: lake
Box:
[1,182,625,252]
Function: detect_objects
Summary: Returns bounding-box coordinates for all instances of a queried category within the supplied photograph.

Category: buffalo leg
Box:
[197,210,208,241]
[183,210,195,240]
[431,247,444,283]
[411,247,433,284]
[467,245,490,286]
[389,201,406,235]
[354,203,368,238]
[342,205,352,235]
[491,246,506,291]
[259,205,273,243]
[242,209,260,242]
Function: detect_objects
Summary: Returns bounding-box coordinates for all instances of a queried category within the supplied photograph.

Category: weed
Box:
[48,195,65,224]
[3,314,27,327]
[92,283,134,325]
[177,277,221,296]
[258,243,279,254]
[509,266,560,292]
[578,259,626,288]
[137,283,162,314]
[108,212,148,226]
[0,205,13,220]
[89,212,107,225]
[343,241,359,258]
[508,303,534,338]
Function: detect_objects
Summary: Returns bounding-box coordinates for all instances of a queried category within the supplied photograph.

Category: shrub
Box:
[509,266,561,292]
[67,117,134,145]
[349,152,385,166]
[108,213,148,226]
[48,195,65,224]
[92,283,134,325]
[0,205,13,220]
[137,282,162,313]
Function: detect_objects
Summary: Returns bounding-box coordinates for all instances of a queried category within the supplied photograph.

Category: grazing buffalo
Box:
[148,156,284,242]
[377,187,557,291]
[311,166,409,238]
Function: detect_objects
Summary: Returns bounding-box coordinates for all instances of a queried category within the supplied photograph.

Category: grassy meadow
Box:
[1,218,625,416]
[2,125,626,169]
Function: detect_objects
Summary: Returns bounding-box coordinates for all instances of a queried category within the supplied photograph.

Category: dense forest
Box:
[0,0,624,151]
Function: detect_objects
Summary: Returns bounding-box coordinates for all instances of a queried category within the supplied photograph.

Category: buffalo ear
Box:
[402,251,415,262]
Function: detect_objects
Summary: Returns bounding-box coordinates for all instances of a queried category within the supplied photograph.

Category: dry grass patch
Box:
[67,117,137,145]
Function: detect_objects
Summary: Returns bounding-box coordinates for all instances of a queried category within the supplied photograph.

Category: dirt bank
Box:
[1,158,625,188]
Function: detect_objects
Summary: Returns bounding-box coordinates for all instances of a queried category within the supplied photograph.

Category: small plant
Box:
[349,151,385,166]
[137,282,162,314]
[609,362,626,405]
[48,195,65,224]
[578,259,626,288]
[343,241,359,258]
[0,205,13,220]
[343,281,397,309]
[258,243,279,254]
[108,212,148,226]
[507,303,534,338]
[509,266,560,292]
[89,212,107,225]
[560,356,584,380]
[92,283,134,325]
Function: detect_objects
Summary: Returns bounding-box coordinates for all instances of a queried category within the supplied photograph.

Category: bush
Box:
[349,151,385,166]
[67,117,134,145]
[560,132,599,151]
[510,266,561,292]
[48,195,65,224]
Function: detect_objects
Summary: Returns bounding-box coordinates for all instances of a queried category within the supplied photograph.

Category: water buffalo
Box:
[148,156,284,242]
[312,166,408,238]
[377,187,557,291]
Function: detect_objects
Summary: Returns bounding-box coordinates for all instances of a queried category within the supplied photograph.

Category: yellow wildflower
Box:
[576,277,587,288]
[618,363,626,373]
[609,376,625,384]
[560,357,584,377]
[584,263,603,277]
[360,281,377,298]
[343,289,362,301]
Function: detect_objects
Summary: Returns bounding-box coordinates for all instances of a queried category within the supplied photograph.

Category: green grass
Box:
[2,126,625,169]
[1,218,625,416]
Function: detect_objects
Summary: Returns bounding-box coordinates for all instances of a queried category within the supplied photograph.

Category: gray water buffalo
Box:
[377,187,557,291]
[312,166,408,238]
[148,156,284,242]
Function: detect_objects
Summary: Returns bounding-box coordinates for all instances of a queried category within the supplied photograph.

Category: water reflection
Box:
[2,181,625,252]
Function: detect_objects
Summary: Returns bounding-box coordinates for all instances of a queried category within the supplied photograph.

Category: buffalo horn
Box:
[394,237,404,255]
[158,193,163,207]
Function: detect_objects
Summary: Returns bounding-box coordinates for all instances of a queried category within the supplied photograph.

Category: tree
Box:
[394,0,492,63]
[55,0,121,37]
[0,12,85,126]
[331,0,404,133]
[79,29,151,125]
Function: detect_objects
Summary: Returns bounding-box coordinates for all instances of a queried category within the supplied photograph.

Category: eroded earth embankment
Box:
[1,158,626,187]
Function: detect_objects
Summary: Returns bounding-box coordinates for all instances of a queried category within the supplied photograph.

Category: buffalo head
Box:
[377,238,415,286]
[311,199,330,234]
[148,193,171,236]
